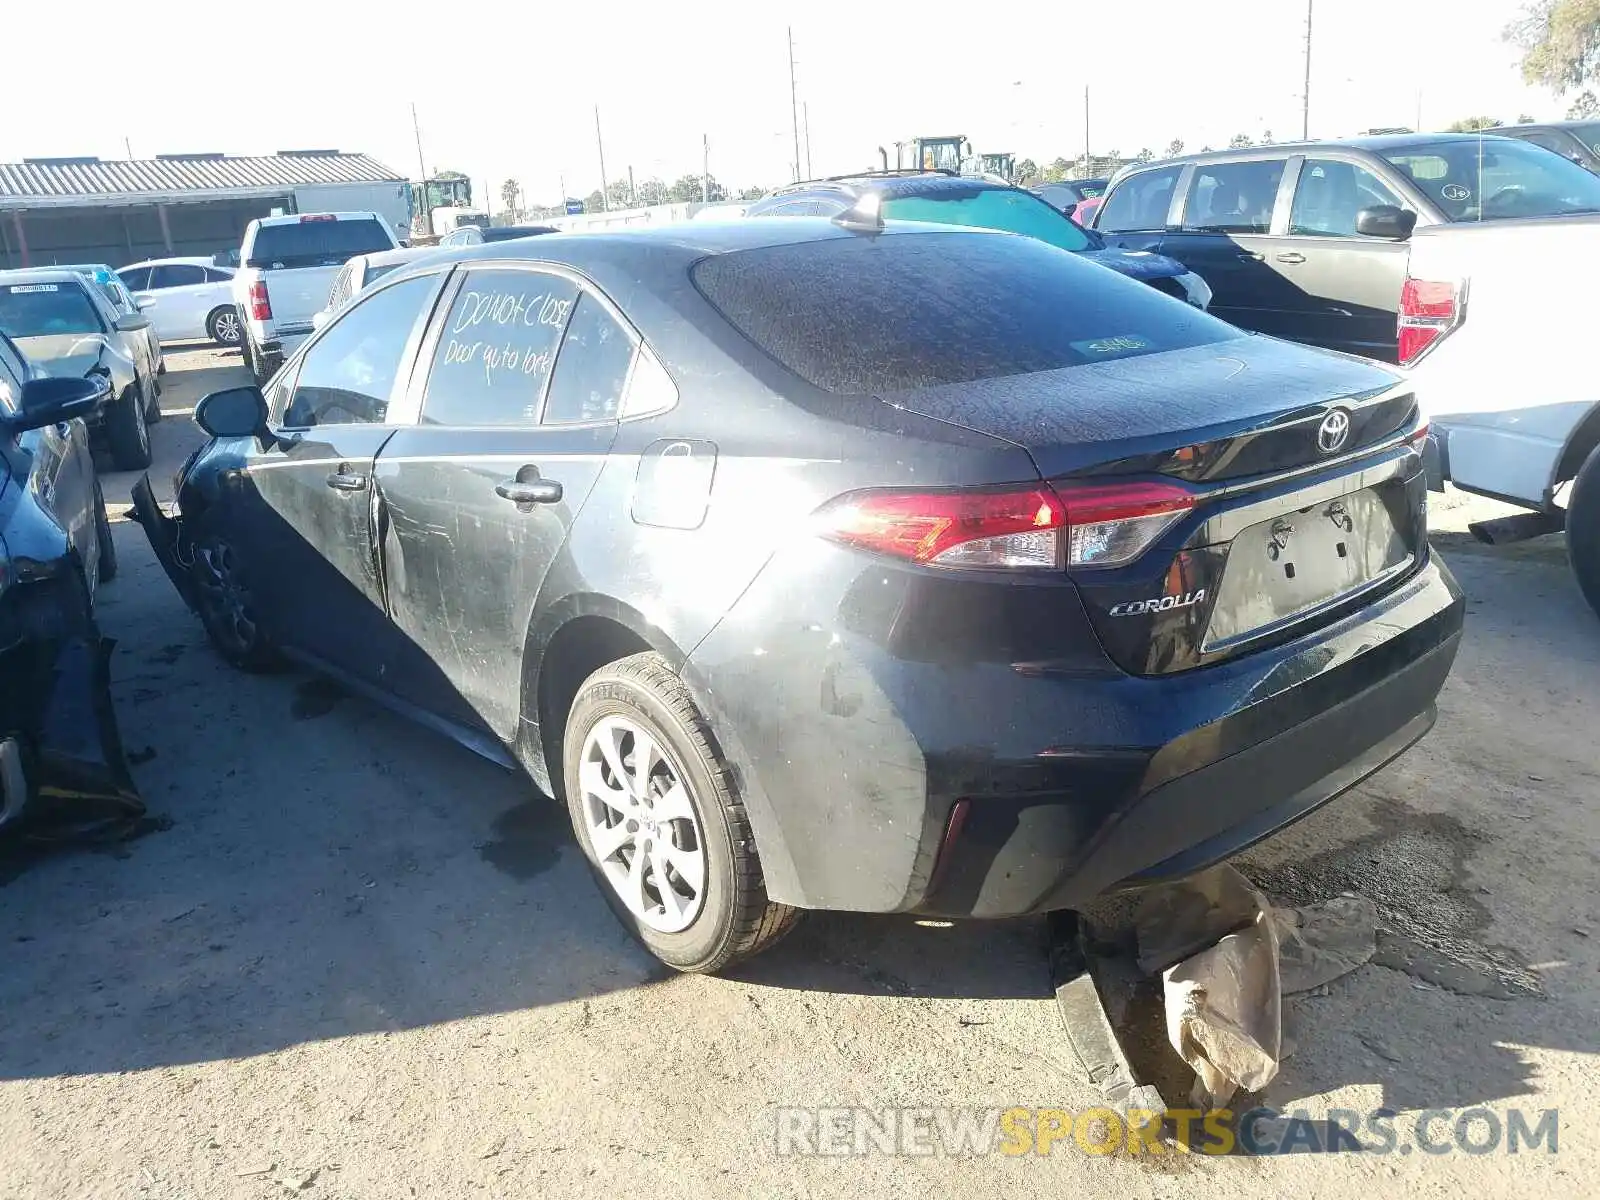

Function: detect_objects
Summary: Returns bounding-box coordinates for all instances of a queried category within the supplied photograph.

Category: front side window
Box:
[542,295,635,425]
[1289,159,1407,236]
[420,269,578,427]
[1182,160,1287,234]
[1096,166,1181,232]
[0,281,105,338]
[879,186,1093,252]
[282,274,438,427]
[150,263,206,289]
[1380,138,1600,220]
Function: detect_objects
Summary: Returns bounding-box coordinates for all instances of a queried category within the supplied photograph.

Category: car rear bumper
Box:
[685,550,1464,918]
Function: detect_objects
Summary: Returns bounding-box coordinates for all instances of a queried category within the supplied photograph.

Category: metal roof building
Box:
[0,151,407,269]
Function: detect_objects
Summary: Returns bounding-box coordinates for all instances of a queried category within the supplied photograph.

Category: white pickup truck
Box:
[1404,213,1600,616]
[232,212,399,384]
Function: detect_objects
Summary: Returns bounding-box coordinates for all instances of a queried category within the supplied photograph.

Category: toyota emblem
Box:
[1317,409,1352,454]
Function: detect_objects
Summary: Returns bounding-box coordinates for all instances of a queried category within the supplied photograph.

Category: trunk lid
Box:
[879,336,1426,675]
[253,265,342,332]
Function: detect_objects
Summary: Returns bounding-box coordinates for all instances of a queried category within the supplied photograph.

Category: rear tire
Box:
[103,384,152,471]
[1567,444,1600,620]
[93,475,118,584]
[207,306,242,346]
[562,652,800,973]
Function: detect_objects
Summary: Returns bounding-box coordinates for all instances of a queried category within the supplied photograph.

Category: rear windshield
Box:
[0,281,104,337]
[246,218,393,269]
[879,186,1094,252]
[1378,138,1600,220]
[692,231,1240,394]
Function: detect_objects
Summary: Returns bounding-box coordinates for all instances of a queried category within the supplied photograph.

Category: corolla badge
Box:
[1317,408,1352,454]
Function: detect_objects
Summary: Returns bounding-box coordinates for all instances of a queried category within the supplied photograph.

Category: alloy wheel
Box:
[579,715,707,934]
[213,310,241,344]
[195,540,258,652]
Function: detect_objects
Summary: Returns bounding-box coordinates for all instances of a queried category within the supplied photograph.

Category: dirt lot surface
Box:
[1,346,1596,1198]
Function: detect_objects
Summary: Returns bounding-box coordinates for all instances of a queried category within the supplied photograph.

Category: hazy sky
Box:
[4,0,1561,207]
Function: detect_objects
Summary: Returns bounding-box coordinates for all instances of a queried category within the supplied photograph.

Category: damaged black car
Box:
[0,331,131,830]
[133,222,1463,976]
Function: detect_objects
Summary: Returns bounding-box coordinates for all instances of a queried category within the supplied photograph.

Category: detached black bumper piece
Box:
[129,474,197,609]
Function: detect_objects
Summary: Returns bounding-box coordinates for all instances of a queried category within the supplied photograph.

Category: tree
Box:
[1260,130,1275,145]
[1507,0,1600,93]
[1015,157,1040,182]
[1570,89,1600,116]
[665,173,727,202]
[1042,156,1072,182]
[582,189,605,214]
[1518,113,1538,122]
[1447,116,1503,131]
[499,178,520,216]
[1134,148,1154,163]
[606,179,634,209]
[1164,138,1185,157]
[634,177,668,206]
[737,185,768,201]
[1229,132,1255,148]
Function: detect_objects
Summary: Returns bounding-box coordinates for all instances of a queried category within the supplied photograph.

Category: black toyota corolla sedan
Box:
[132,218,1463,973]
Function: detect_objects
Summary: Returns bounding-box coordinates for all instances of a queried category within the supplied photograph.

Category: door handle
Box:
[1275,252,1307,265]
[1236,251,1264,262]
[495,478,563,506]
[326,470,368,491]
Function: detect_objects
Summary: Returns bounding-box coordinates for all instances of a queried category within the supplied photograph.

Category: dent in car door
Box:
[233,273,445,681]
[376,267,632,740]
[1160,156,1297,337]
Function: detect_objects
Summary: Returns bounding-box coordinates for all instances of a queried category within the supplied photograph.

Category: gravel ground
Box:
[0,347,1595,1198]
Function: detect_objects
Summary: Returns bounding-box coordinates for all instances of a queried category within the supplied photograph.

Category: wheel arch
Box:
[1552,401,1600,497]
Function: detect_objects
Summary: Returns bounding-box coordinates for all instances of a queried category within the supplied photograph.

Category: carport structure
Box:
[0,151,403,269]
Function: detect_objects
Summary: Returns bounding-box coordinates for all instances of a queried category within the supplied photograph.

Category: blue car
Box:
[748,172,1212,309]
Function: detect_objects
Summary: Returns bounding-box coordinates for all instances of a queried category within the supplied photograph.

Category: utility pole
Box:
[628,165,637,207]
[1301,0,1314,140]
[1083,86,1091,177]
[595,104,610,211]
[560,173,567,210]
[411,102,427,180]
[788,27,801,182]
[803,103,813,178]
[702,134,710,203]
[1415,89,1423,133]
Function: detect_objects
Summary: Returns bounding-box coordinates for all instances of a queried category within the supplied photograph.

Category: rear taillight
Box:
[1398,277,1462,367]
[1054,480,1196,568]
[299,213,337,223]
[813,486,1066,570]
[248,280,272,321]
[1404,420,1430,449]
[812,479,1194,571]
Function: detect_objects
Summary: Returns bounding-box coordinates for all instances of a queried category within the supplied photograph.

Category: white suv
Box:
[232,212,398,383]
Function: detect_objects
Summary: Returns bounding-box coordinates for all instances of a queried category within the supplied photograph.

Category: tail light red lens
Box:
[1398,277,1461,367]
[248,280,272,322]
[813,479,1195,571]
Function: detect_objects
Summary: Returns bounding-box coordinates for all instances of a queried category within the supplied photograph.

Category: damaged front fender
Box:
[129,473,199,610]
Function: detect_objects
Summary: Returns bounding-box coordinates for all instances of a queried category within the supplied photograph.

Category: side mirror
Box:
[1355,205,1417,240]
[195,385,269,439]
[134,294,155,311]
[115,312,150,332]
[8,376,109,431]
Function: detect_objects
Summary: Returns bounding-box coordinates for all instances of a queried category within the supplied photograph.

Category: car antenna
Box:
[832,192,885,234]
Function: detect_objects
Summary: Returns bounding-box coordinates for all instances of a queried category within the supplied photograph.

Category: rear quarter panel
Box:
[1406,216,1600,505]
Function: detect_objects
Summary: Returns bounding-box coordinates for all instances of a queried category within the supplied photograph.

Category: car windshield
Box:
[692,231,1238,394]
[0,282,104,337]
[1379,138,1600,219]
[879,186,1095,252]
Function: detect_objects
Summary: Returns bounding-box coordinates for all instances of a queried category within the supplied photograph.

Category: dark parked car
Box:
[0,332,120,828]
[439,224,559,248]
[133,220,1462,973]
[749,173,1213,308]
[1092,133,1600,360]
[1490,120,1600,173]
[0,270,160,469]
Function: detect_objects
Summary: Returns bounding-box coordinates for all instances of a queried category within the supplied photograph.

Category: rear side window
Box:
[421,269,578,427]
[1097,166,1180,232]
[542,295,635,425]
[246,218,393,269]
[1182,160,1286,233]
[150,263,205,288]
[117,266,151,291]
[691,232,1240,395]
[204,267,234,282]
